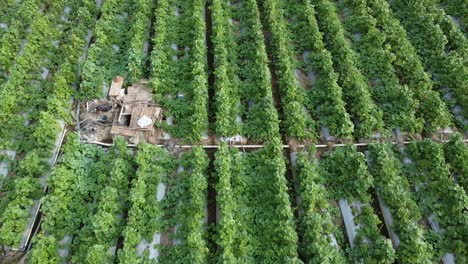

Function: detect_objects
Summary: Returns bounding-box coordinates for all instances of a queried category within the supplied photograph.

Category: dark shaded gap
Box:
[25,205,44,251]
[284,148,307,262]
[369,188,391,239]
[205,148,218,260]
[369,190,403,264]
[114,207,130,263]
[142,0,159,79]
[285,148,300,218]
[77,1,105,95]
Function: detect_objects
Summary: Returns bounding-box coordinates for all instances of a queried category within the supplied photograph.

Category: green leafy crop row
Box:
[80,0,135,99]
[404,139,468,262]
[311,0,384,138]
[368,143,433,263]
[0,0,41,77]
[282,0,354,138]
[71,137,135,263]
[118,144,174,263]
[390,0,467,130]
[211,0,241,137]
[295,149,346,263]
[444,133,468,191]
[320,146,396,263]
[29,134,106,263]
[438,0,468,35]
[150,0,208,142]
[0,0,93,248]
[366,0,453,132]
[259,0,316,140]
[339,0,422,133]
[158,147,209,263]
[214,139,300,262]
[126,0,154,84]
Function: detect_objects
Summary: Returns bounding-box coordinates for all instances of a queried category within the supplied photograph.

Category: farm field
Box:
[0,0,466,263]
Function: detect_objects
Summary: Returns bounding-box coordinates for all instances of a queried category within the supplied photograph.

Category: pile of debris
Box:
[79,76,163,144]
